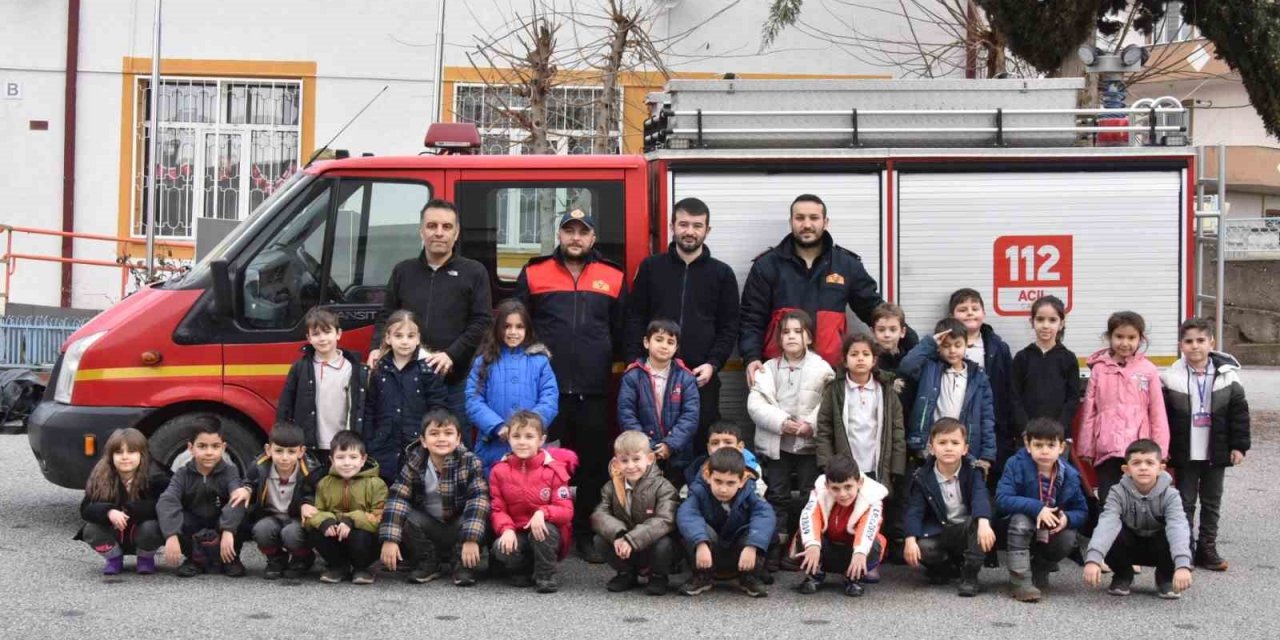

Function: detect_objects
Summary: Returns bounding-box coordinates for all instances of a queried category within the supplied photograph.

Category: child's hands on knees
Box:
[461,541,481,568]
[499,530,518,554]
[903,537,921,567]
[1083,562,1103,587]
[695,543,713,570]
[800,545,822,575]
[614,538,633,560]
[527,510,548,541]
[738,546,758,573]
[334,522,351,541]
[1036,506,1062,531]
[1173,567,1193,593]
[381,542,402,571]
[107,509,130,532]
[219,530,237,563]
[977,519,996,552]
[164,536,182,566]
[846,552,868,581]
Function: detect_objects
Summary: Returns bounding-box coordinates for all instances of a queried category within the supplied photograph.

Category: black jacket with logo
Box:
[624,242,739,370]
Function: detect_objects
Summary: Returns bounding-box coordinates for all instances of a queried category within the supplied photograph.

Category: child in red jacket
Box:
[489,410,577,593]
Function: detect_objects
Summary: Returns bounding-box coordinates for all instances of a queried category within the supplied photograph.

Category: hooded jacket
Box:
[677,474,776,551]
[617,359,701,468]
[363,351,449,478]
[241,453,321,522]
[380,444,489,545]
[815,370,907,484]
[904,455,992,539]
[305,459,387,535]
[995,448,1089,530]
[623,242,740,371]
[899,337,997,462]
[489,447,579,558]
[796,474,889,557]
[1160,352,1251,467]
[740,232,897,367]
[1076,349,1169,465]
[276,345,369,449]
[515,248,626,396]
[465,343,560,472]
[747,350,835,460]
[1086,471,1192,570]
[590,460,679,552]
[157,459,246,538]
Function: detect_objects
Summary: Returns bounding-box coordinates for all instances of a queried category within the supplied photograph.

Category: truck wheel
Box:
[148,412,262,476]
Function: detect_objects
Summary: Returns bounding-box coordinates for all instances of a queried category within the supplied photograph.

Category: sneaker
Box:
[102,555,124,576]
[795,575,821,595]
[135,555,156,575]
[510,573,535,588]
[352,569,375,585]
[738,573,768,598]
[453,568,477,587]
[1106,576,1132,596]
[576,537,604,564]
[843,579,865,597]
[645,575,669,596]
[535,575,559,594]
[283,555,313,579]
[863,566,881,584]
[606,571,637,592]
[176,559,203,578]
[263,555,288,580]
[319,568,348,584]
[679,571,715,596]
[224,559,247,578]
[778,554,802,572]
[1157,582,1181,599]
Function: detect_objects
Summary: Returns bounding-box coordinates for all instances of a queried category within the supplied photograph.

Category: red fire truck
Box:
[28,79,1200,487]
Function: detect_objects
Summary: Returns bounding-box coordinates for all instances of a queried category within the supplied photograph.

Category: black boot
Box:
[957,564,982,597]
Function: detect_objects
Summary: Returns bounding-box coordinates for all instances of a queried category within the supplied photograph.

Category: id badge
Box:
[1193,412,1211,429]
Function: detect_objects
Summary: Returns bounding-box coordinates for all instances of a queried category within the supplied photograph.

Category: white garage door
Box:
[896,170,1185,363]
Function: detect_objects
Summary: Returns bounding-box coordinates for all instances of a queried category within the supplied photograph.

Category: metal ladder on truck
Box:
[1194,142,1227,338]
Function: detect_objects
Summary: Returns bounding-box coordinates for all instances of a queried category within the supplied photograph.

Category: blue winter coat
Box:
[904,455,992,539]
[899,336,997,462]
[995,448,1089,530]
[363,353,448,480]
[617,359,700,469]
[465,344,560,473]
[677,478,775,551]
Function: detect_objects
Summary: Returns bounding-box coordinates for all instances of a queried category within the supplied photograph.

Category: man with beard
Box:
[625,197,740,457]
[515,209,626,563]
[741,194,907,386]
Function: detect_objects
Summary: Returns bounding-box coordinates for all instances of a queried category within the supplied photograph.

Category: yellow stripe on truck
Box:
[224,364,293,377]
[77,363,294,381]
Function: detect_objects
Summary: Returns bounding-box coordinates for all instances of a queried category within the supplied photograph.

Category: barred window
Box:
[132,78,303,239]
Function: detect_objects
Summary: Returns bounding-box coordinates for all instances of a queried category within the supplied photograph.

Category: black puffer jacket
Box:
[276,345,368,449]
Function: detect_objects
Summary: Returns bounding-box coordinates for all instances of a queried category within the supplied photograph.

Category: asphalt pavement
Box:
[3,369,1280,639]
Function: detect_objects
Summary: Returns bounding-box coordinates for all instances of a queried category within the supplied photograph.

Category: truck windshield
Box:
[180,171,313,285]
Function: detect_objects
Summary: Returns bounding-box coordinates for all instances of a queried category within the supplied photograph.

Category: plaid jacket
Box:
[379,444,490,544]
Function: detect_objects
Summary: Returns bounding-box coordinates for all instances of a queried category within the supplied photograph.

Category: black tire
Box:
[148,411,263,476]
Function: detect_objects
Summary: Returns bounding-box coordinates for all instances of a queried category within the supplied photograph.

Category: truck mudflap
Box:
[26,400,154,489]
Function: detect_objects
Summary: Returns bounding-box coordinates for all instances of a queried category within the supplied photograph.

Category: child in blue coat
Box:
[900,318,997,471]
[677,448,776,597]
[618,319,700,486]
[364,310,448,484]
[466,299,559,474]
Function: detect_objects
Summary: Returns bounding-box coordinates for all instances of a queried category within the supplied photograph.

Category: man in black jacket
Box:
[370,199,493,444]
[515,209,626,563]
[625,197,739,457]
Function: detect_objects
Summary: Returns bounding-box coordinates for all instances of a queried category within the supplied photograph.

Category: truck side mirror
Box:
[210,259,234,318]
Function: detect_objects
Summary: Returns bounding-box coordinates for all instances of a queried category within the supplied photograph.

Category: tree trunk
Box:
[594,3,631,154]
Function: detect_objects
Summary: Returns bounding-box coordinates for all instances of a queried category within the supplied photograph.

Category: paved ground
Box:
[3,370,1280,639]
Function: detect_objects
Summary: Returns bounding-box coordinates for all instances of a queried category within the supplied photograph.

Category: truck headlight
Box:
[54,331,105,404]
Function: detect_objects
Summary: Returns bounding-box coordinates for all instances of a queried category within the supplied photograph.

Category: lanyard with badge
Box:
[1191,369,1212,433]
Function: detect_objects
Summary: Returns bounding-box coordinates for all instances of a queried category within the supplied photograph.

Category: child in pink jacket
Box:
[1075,311,1169,503]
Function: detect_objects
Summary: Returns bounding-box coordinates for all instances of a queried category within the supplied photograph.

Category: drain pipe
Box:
[61,0,80,308]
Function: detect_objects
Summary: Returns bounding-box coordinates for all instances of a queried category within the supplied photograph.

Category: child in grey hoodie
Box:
[1083,439,1193,599]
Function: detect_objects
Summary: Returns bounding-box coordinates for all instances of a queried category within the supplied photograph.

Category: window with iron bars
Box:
[454,84,622,250]
[131,77,303,239]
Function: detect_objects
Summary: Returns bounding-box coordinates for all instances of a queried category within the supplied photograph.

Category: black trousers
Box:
[683,526,765,577]
[551,393,611,534]
[594,534,676,577]
[491,527,561,578]
[403,510,487,570]
[810,537,883,582]
[691,374,722,458]
[175,512,241,562]
[917,517,985,573]
[1105,526,1176,584]
[764,451,819,538]
[1095,458,1125,506]
[308,528,379,571]
[81,520,164,554]
[1176,461,1227,544]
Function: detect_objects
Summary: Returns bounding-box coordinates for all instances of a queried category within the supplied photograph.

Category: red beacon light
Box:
[424,123,482,155]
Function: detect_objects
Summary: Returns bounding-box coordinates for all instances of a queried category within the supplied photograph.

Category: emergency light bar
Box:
[425,123,482,154]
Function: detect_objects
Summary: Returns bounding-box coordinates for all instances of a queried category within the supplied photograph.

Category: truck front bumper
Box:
[27,401,154,489]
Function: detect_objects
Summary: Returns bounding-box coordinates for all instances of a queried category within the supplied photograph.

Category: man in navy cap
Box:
[515,208,627,563]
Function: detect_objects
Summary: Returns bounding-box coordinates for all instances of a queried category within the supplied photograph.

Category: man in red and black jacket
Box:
[741,194,914,385]
[515,209,626,563]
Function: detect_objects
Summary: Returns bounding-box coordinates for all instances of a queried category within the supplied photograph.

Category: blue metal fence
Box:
[0,315,86,368]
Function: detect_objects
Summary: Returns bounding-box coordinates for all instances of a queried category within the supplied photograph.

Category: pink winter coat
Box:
[1075,349,1169,465]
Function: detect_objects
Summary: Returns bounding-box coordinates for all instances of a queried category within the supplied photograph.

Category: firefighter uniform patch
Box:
[825,273,846,285]
[592,279,612,292]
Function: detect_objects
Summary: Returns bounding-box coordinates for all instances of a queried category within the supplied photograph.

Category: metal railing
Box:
[1224,218,1280,260]
[0,315,85,368]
